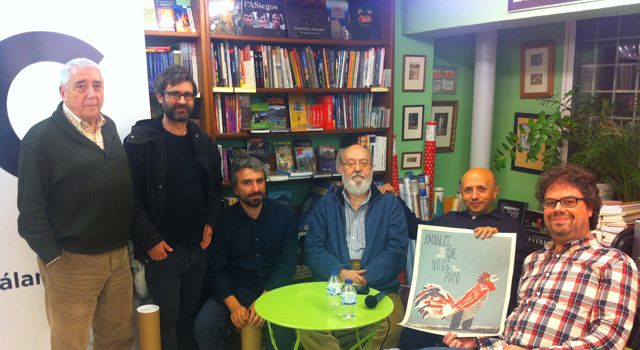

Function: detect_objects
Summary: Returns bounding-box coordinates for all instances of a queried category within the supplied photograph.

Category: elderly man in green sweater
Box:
[17,58,135,350]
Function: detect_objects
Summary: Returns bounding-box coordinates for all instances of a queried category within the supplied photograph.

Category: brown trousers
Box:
[38,246,134,350]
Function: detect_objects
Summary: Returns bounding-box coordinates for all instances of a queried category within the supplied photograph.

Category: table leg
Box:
[266,322,301,350]
[347,320,383,350]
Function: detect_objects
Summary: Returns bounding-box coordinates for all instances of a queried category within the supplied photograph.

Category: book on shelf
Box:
[298,179,341,231]
[318,145,336,173]
[293,139,316,173]
[222,196,239,207]
[237,94,252,131]
[155,0,176,31]
[267,173,289,182]
[172,5,195,32]
[211,44,387,89]
[209,0,238,35]
[276,168,313,178]
[247,137,271,172]
[239,0,287,38]
[288,93,308,130]
[349,0,380,41]
[143,0,159,30]
[326,0,350,40]
[274,141,294,172]
[266,97,288,130]
[284,0,330,39]
[315,95,335,130]
[249,102,270,130]
[268,190,293,207]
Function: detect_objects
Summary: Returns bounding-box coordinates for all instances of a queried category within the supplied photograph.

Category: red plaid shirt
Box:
[479,233,638,350]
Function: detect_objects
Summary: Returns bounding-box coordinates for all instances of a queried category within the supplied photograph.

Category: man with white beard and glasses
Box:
[301,144,408,350]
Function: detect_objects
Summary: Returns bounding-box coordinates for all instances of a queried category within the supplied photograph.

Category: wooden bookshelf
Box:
[145,0,395,185]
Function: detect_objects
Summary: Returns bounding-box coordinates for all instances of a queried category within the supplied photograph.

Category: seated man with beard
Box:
[194,156,297,350]
[300,144,408,350]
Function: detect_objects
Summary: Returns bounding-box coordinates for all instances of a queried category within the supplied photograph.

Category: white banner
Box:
[0,0,149,348]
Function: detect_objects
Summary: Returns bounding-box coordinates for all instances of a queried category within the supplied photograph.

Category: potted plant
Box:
[493,91,640,202]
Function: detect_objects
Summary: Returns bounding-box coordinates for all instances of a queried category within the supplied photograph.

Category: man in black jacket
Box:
[124,65,223,350]
[380,168,531,349]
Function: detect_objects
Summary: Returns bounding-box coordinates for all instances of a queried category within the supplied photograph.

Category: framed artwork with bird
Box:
[400,225,516,337]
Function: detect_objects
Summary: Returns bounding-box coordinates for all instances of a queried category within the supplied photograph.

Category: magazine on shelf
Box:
[239,0,287,38]
[326,0,350,40]
[284,0,330,39]
[247,137,271,172]
[209,0,238,35]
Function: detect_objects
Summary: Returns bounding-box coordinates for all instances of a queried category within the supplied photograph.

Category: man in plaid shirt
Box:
[439,164,638,350]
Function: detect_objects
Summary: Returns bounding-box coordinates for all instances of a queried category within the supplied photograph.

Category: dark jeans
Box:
[193,289,295,350]
[146,243,207,350]
[398,327,442,349]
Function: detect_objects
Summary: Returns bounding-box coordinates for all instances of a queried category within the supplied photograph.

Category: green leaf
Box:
[528,118,535,128]
[509,150,516,159]
[516,143,523,153]
[501,142,509,151]
[519,124,527,134]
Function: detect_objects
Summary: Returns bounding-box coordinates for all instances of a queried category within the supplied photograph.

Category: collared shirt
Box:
[62,103,106,150]
[344,190,371,260]
[478,233,638,350]
[205,199,298,306]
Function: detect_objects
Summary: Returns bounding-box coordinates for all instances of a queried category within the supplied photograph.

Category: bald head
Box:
[461,168,499,216]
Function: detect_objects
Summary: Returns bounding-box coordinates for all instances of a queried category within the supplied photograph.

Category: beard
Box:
[342,171,372,196]
[163,101,193,122]
[239,190,266,208]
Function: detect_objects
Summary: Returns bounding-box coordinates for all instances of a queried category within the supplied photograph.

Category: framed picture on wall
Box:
[401,152,423,169]
[497,199,528,223]
[511,112,546,174]
[520,41,554,99]
[431,101,458,153]
[402,105,425,141]
[402,55,427,92]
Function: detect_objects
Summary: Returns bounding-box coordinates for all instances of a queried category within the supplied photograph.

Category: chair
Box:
[609,228,640,350]
[610,228,634,256]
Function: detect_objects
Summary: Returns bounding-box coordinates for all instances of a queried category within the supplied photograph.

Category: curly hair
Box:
[535,163,601,230]
[152,65,198,97]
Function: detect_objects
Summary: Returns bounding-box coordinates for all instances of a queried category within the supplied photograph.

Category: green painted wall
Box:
[393,0,434,182]
[431,34,476,197]
[491,22,567,210]
[395,3,568,206]
[401,0,640,37]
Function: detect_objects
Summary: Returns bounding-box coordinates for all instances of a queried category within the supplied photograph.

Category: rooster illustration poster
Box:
[400,225,516,337]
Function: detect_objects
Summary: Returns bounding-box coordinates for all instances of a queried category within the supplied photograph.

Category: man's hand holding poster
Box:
[400,225,516,337]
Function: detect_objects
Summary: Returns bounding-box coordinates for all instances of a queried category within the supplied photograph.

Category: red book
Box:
[316,95,335,130]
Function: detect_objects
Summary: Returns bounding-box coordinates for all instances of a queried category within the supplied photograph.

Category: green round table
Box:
[254,282,393,350]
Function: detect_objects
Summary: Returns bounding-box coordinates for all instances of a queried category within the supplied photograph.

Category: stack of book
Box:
[598,201,640,234]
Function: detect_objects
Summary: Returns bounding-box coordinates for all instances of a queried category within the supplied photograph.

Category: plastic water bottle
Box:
[341,279,357,319]
[327,270,341,309]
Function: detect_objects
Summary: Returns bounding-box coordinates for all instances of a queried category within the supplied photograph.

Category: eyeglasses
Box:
[164,91,195,101]
[340,161,372,170]
[541,197,585,209]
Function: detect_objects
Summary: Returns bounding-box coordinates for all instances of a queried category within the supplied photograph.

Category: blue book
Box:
[298,180,341,231]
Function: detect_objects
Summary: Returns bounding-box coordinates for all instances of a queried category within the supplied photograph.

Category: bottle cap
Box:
[345,279,353,284]
[330,270,338,275]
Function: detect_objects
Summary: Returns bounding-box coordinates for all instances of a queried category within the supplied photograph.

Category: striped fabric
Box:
[479,233,638,350]
[343,190,370,260]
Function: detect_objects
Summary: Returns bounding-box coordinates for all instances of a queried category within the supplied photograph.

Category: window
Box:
[574,14,640,121]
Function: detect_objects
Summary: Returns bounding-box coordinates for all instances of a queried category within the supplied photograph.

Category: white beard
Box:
[343,172,372,196]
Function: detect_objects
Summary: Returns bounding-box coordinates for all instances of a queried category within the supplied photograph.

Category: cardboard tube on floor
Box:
[137,304,161,350]
[241,324,262,350]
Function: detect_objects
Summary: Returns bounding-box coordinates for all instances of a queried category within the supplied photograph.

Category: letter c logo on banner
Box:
[0,31,103,176]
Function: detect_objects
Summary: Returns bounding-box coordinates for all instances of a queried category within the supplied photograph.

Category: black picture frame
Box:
[498,199,529,223]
